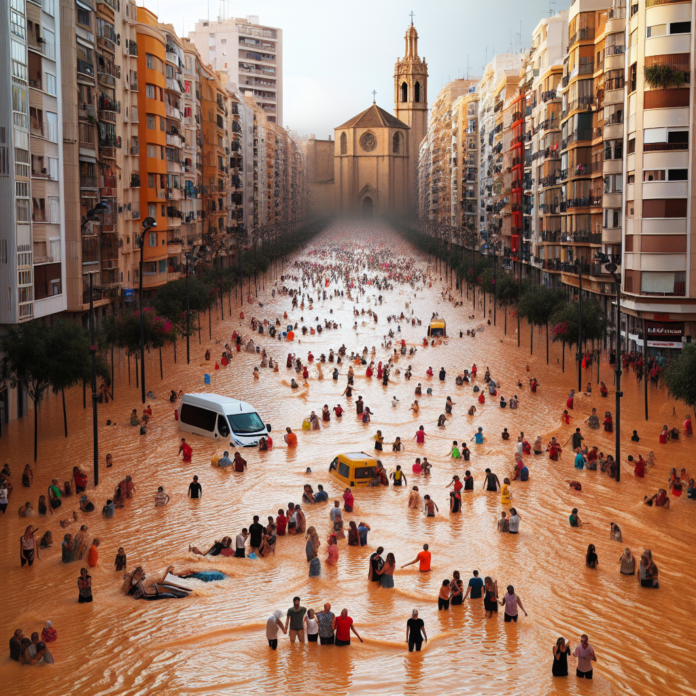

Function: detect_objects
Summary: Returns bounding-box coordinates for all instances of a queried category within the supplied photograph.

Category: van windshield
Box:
[227,412,265,435]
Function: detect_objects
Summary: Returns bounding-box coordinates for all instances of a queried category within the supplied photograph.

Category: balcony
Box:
[167,238,183,255]
[644,141,689,152]
[130,174,141,188]
[644,88,691,109]
[80,174,98,188]
[165,104,181,120]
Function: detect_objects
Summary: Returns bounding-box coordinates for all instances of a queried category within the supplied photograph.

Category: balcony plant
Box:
[643,65,688,89]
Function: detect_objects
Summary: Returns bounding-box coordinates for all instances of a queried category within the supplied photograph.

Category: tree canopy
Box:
[661,343,696,410]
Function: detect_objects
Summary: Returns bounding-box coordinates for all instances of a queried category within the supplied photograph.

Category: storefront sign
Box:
[124,288,135,302]
[646,322,684,348]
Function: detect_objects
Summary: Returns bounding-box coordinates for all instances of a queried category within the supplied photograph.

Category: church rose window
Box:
[360,132,377,152]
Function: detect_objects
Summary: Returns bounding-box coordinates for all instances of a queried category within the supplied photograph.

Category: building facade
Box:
[188,15,282,126]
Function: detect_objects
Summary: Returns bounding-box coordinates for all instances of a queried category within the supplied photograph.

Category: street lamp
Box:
[81,201,110,487]
[576,258,583,394]
[595,251,622,482]
[138,216,157,404]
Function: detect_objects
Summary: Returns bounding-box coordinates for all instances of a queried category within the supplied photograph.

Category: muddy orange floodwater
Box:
[2,223,695,696]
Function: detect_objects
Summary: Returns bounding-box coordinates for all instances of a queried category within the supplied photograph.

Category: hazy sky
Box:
[144,0,560,137]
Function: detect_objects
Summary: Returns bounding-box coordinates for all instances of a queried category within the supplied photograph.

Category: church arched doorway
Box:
[362,197,374,218]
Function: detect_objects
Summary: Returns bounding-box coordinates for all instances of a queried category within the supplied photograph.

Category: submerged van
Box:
[428,319,446,337]
[329,452,380,487]
[179,393,271,447]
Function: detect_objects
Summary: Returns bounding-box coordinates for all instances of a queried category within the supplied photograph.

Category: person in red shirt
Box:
[478,392,486,404]
[631,455,645,478]
[333,404,344,417]
[685,415,693,437]
[275,509,287,536]
[233,452,247,472]
[73,467,88,494]
[413,426,426,444]
[178,438,193,462]
[447,476,463,493]
[659,425,668,444]
[333,609,363,646]
[402,544,432,572]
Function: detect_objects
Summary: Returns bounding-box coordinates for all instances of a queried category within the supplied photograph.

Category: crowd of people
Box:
[4,224,691,687]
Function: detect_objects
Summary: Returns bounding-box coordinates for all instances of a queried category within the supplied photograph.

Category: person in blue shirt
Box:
[574,448,585,469]
[472,427,484,444]
[520,465,529,481]
[357,522,370,546]
[314,485,328,502]
[217,451,233,468]
[463,570,485,600]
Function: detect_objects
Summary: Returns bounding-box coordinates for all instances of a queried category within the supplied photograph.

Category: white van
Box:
[179,393,271,447]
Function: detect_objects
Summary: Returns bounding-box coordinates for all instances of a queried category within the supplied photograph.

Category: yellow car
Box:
[428,319,446,337]
[329,452,380,487]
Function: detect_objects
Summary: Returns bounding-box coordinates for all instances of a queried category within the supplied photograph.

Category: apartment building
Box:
[478,54,525,250]
[451,89,479,235]
[189,16,282,126]
[622,0,696,347]
[527,12,570,288]
[556,0,626,306]
[1,0,67,327]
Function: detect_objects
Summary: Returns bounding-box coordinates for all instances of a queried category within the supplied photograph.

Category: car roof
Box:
[182,393,255,411]
[341,452,373,461]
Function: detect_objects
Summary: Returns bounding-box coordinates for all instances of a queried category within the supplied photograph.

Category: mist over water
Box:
[2,223,694,696]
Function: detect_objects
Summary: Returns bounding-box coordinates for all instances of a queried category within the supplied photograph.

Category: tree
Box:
[518,286,566,362]
[2,321,57,461]
[662,343,696,410]
[48,322,93,438]
[550,300,609,372]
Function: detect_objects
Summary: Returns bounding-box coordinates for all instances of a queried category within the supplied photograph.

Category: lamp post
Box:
[493,241,497,326]
[138,217,157,404]
[596,252,622,482]
[81,201,110,487]
[576,259,583,394]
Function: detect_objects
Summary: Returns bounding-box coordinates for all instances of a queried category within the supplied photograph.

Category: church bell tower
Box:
[394,19,428,206]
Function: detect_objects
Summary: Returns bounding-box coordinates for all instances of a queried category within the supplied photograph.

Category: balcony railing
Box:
[644,88,691,109]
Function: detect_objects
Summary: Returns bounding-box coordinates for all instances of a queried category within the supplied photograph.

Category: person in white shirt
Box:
[508,508,521,534]
[154,486,169,506]
[304,608,319,642]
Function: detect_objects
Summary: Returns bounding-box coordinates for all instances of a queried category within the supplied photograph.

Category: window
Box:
[159,259,167,273]
[149,232,157,247]
[146,84,155,99]
[45,73,57,96]
[670,22,691,34]
[147,114,155,129]
[148,173,155,188]
[642,198,688,218]
[148,203,156,218]
[147,144,156,158]
[415,81,421,103]
[393,131,402,154]
[17,199,30,222]
[48,197,59,223]
[77,6,90,27]
[401,81,408,102]
[11,39,25,64]
[48,157,58,181]
[180,404,216,432]
[340,132,347,155]
[146,54,154,69]
[669,169,688,181]
[643,170,665,182]
[46,112,58,142]
[603,174,622,193]
[160,117,165,131]
[641,272,686,295]
[221,38,226,44]
[11,10,26,40]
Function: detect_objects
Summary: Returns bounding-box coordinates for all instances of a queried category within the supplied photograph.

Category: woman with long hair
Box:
[552,637,570,677]
[305,526,320,561]
[326,534,339,565]
[586,544,599,569]
[377,552,395,588]
[347,521,360,546]
[450,570,464,605]
[19,525,39,567]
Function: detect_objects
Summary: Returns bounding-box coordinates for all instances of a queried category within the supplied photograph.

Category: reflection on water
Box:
[1,224,695,696]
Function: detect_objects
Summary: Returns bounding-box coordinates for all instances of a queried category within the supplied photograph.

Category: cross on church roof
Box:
[409,10,415,24]
[372,90,377,104]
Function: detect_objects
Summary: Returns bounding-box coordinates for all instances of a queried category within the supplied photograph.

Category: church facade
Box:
[332,21,428,218]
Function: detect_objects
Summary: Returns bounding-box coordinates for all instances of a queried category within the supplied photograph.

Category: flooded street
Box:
[2,224,694,696]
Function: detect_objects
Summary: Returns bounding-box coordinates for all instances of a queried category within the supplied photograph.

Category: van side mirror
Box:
[266,423,271,432]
